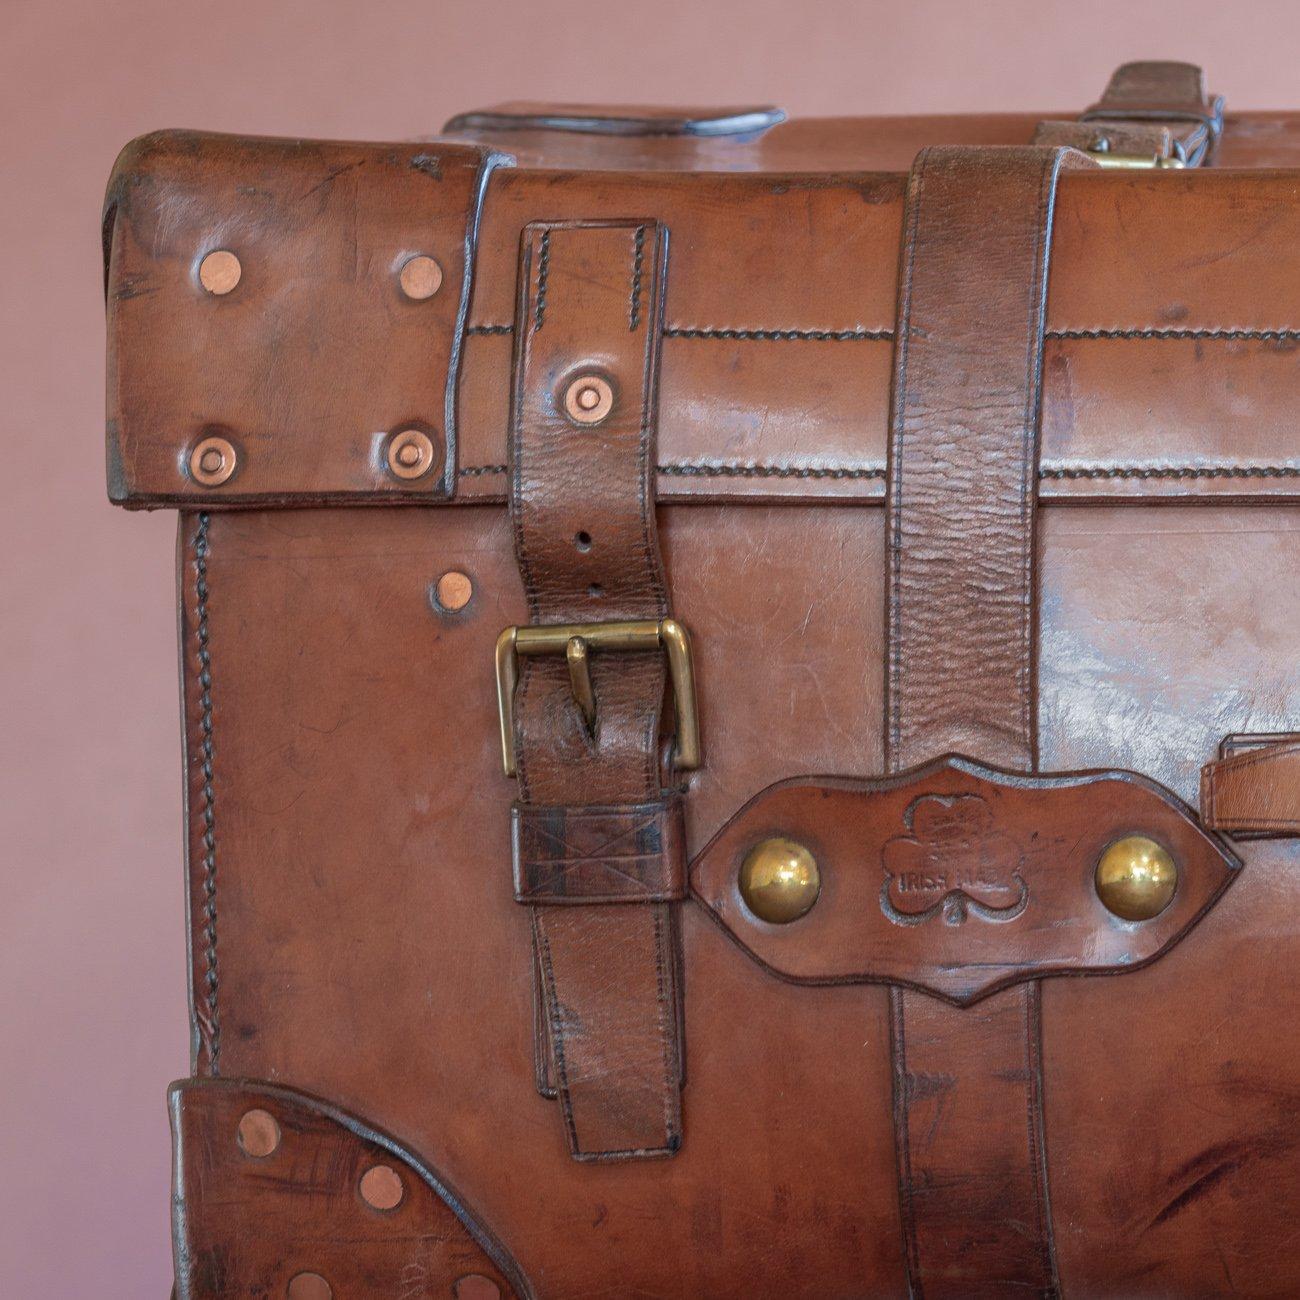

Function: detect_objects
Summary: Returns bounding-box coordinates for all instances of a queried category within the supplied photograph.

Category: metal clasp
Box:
[1086,141,1187,169]
[495,619,701,778]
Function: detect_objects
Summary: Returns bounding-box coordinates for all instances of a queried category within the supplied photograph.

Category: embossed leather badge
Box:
[881,793,1028,925]
[690,755,1240,1003]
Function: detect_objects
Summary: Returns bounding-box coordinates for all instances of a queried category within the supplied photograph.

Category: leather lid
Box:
[105,132,1300,509]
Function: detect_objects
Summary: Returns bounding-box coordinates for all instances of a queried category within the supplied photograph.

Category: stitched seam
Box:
[633,228,669,636]
[1047,326,1300,340]
[1200,767,1217,823]
[533,913,580,1153]
[195,513,220,1075]
[461,460,1300,483]
[888,148,926,772]
[533,230,550,332]
[1041,463,1300,480]
[660,462,886,480]
[652,907,678,1148]
[1209,740,1300,773]
[1018,157,1054,759]
[1213,817,1300,830]
[511,234,540,624]
[630,224,645,332]
[664,325,893,340]
[890,990,922,1300]
[468,322,1300,342]
[1025,983,1061,1296]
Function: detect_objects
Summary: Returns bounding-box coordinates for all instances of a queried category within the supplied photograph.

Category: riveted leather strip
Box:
[508,220,684,1160]
[513,800,687,903]
[885,146,1089,1298]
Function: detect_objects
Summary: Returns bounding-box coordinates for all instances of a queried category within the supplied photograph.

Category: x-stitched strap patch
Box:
[512,800,686,903]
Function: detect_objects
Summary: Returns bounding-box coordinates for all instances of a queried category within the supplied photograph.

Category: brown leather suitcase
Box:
[103,62,1300,1298]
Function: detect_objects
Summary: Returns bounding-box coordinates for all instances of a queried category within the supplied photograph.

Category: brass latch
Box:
[495,619,701,778]
[1087,142,1187,169]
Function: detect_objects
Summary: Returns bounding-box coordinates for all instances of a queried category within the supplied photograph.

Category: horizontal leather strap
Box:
[1201,737,1300,835]
[512,800,687,903]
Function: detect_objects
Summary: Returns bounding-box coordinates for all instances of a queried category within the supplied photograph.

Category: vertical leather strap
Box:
[885,146,1088,1297]
[1034,61,1224,167]
[508,220,685,1161]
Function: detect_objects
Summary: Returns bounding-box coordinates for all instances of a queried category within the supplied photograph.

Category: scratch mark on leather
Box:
[298,159,364,201]
[408,153,443,181]
[1149,1156,1245,1227]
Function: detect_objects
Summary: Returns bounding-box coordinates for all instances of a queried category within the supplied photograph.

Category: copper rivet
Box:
[359,1163,404,1211]
[435,571,473,613]
[385,428,437,480]
[189,435,238,487]
[563,373,614,425]
[454,1276,502,1300]
[286,1273,332,1300]
[198,249,241,295]
[399,254,443,300]
[236,1108,281,1158]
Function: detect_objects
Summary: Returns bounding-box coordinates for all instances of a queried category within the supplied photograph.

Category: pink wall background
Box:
[2,0,1293,1292]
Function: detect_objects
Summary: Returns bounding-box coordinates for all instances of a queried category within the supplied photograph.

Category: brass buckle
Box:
[495,619,700,778]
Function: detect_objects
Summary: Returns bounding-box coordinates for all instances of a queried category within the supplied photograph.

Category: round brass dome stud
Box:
[738,837,821,925]
[562,373,615,425]
[236,1108,281,1158]
[188,435,238,487]
[385,427,438,480]
[198,249,242,295]
[286,1273,332,1300]
[398,254,443,300]
[358,1163,404,1211]
[1095,835,1178,922]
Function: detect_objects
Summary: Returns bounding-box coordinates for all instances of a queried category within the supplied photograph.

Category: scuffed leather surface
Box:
[104,131,506,505]
[106,148,1300,508]
[175,503,1300,1296]
[121,79,1300,1297]
[170,1077,530,1299]
[692,757,1239,1003]
[887,147,1086,771]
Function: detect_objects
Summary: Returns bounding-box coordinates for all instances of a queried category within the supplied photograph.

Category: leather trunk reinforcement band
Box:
[507,219,685,1161]
[885,145,1090,1298]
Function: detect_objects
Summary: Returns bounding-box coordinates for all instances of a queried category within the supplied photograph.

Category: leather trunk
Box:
[103,63,1300,1298]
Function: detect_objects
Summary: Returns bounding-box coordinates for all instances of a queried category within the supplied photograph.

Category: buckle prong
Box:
[495,618,700,777]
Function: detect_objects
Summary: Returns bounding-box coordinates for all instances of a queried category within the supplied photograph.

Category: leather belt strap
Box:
[1202,736,1300,836]
[885,146,1090,1298]
[1034,60,1223,167]
[507,219,685,1161]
